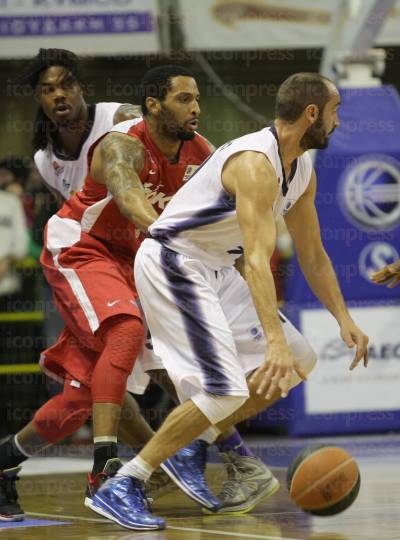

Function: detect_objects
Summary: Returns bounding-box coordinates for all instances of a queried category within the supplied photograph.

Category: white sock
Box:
[117,455,154,481]
[93,436,118,444]
[14,434,33,458]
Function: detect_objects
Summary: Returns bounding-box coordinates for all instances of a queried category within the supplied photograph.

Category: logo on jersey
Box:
[62,178,71,191]
[358,242,399,282]
[282,198,295,215]
[52,161,64,176]
[143,182,173,211]
[250,326,263,341]
[182,164,200,182]
[339,154,400,231]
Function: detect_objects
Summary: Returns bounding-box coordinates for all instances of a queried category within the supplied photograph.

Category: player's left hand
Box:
[340,319,369,370]
[370,259,400,288]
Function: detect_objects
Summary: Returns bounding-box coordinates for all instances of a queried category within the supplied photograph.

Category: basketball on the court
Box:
[287,445,360,515]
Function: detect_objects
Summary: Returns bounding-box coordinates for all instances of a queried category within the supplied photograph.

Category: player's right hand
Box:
[249,343,306,400]
[370,259,400,288]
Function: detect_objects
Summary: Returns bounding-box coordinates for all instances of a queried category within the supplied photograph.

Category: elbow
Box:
[244,251,271,278]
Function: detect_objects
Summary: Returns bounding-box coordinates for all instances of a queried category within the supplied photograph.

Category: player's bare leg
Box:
[148,365,266,510]
[118,392,154,447]
[149,367,260,466]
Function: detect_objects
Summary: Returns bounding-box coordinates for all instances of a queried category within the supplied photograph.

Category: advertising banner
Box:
[286,85,400,303]
[0,0,159,58]
[179,0,400,51]
[301,305,400,415]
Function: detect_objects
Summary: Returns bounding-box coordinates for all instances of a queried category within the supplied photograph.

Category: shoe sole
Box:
[160,461,220,511]
[203,477,280,515]
[84,496,94,510]
[87,497,165,530]
[0,513,25,522]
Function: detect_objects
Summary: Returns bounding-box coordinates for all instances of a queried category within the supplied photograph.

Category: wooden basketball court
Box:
[2,434,399,540]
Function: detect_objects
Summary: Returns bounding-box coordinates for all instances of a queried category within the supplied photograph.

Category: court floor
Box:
[2,433,400,540]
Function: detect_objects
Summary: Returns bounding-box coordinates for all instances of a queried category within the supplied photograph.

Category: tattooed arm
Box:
[90,131,159,231]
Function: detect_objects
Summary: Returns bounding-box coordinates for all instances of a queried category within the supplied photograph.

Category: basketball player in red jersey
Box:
[0,65,214,523]
[0,66,273,523]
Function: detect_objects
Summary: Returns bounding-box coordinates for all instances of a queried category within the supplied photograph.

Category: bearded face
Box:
[158,103,196,141]
[300,113,336,150]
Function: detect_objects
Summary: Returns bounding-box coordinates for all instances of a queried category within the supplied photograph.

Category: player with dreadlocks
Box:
[20,48,141,201]
[0,49,158,523]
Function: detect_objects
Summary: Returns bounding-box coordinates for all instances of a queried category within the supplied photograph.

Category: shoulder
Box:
[110,117,143,135]
[97,130,145,156]
[96,102,122,115]
[298,151,313,180]
[193,132,215,154]
[33,148,50,175]
[224,149,273,177]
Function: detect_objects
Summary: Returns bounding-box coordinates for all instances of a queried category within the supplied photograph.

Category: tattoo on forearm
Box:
[99,133,145,199]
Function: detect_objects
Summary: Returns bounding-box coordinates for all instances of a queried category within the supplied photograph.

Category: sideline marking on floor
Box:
[28,511,301,539]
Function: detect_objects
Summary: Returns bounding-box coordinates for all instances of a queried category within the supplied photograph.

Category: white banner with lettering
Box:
[179,0,400,50]
[301,305,400,414]
[0,0,159,58]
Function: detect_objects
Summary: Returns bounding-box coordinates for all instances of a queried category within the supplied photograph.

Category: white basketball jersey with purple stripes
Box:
[149,127,313,270]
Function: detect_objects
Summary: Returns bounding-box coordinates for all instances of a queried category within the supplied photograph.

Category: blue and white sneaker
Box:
[89,475,165,530]
[161,440,221,512]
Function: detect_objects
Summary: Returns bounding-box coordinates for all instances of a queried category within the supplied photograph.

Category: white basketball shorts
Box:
[134,239,316,414]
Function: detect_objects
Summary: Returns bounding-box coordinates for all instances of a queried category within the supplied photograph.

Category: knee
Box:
[33,385,92,444]
[289,339,318,389]
[192,392,248,425]
[99,316,145,374]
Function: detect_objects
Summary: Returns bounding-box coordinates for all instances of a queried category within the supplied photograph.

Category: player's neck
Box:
[56,103,89,156]
[146,119,182,161]
[273,119,305,170]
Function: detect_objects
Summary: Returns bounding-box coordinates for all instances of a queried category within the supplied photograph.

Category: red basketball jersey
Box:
[56,118,211,259]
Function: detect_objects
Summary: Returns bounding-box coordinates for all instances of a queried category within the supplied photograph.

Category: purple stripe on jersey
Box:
[160,246,231,396]
[151,190,235,243]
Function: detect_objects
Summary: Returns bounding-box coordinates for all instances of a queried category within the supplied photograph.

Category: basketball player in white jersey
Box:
[0,56,264,523]
[0,49,160,523]
[90,72,369,530]
[20,48,140,202]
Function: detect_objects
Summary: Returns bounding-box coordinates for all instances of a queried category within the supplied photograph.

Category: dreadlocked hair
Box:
[15,48,85,152]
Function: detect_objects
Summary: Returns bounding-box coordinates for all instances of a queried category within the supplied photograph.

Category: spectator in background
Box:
[0,156,29,199]
[0,188,29,309]
[0,156,43,261]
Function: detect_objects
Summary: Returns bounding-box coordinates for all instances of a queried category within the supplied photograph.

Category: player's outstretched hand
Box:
[370,259,400,288]
[249,344,306,400]
[340,319,369,370]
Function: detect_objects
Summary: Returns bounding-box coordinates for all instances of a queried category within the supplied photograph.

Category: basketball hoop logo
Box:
[340,154,400,231]
[358,241,399,282]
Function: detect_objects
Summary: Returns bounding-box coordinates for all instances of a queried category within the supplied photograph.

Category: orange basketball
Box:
[287,445,360,515]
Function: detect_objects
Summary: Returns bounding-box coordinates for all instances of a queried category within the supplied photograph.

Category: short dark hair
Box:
[275,73,334,122]
[17,48,83,90]
[140,65,195,116]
